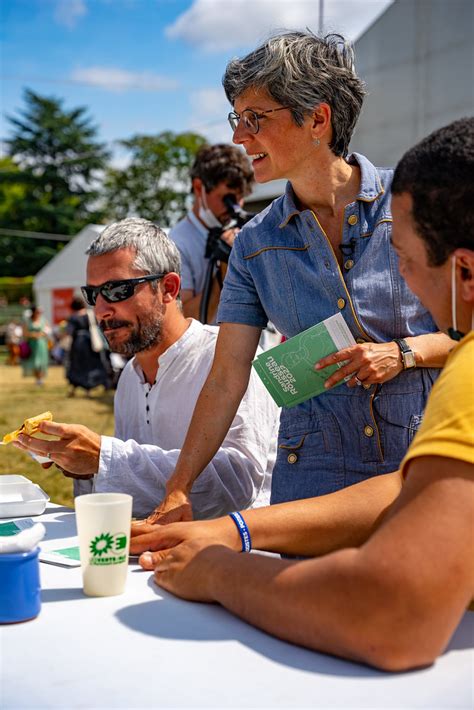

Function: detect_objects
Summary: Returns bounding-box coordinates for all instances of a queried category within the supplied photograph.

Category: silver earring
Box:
[313,137,320,147]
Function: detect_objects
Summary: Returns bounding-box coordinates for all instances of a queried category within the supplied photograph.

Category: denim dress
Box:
[217,153,439,504]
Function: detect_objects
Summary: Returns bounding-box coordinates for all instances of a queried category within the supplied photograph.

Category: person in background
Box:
[65,296,112,397]
[130,117,474,672]
[15,218,278,520]
[5,320,23,366]
[151,30,452,524]
[22,305,50,386]
[170,144,254,321]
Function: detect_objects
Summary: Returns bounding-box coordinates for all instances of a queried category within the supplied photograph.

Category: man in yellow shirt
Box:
[130,118,474,671]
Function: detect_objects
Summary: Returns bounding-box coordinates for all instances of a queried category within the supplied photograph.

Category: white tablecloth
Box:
[1,505,473,709]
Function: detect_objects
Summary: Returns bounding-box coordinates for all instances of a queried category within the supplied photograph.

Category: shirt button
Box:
[348,215,358,226]
[287,453,298,464]
[344,259,354,270]
[363,383,372,390]
[364,425,374,437]
[337,298,346,309]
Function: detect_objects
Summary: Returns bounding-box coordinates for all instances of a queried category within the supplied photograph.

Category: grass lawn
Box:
[0,363,115,507]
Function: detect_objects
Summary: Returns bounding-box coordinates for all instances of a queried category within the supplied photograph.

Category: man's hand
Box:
[13,420,101,476]
[145,489,193,525]
[130,516,240,567]
[153,540,232,603]
[315,342,403,389]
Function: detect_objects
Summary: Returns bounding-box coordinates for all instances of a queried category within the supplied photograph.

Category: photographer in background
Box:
[170,144,254,322]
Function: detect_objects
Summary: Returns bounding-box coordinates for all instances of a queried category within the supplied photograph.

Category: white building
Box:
[351,0,474,166]
[34,224,104,324]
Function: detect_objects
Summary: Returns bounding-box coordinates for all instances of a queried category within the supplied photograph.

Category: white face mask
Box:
[198,189,222,229]
[448,254,474,341]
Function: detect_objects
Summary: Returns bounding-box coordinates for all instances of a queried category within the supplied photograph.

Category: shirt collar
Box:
[278,152,384,228]
[131,318,202,384]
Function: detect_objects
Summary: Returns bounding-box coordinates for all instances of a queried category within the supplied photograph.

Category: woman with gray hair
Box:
[153,30,452,522]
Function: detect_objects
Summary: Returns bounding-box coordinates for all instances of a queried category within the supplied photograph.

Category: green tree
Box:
[0,88,110,276]
[104,131,207,226]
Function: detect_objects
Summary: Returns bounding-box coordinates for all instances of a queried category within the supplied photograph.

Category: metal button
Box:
[356,338,366,344]
[364,425,374,437]
[287,453,298,464]
[348,214,358,226]
[337,298,346,309]
[363,383,372,390]
[344,259,354,270]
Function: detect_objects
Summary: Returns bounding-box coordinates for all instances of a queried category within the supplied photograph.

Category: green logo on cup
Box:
[89,532,127,565]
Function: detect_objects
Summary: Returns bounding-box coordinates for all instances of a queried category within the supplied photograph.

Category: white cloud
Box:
[165,0,393,52]
[70,67,179,93]
[188,88,233,143]
[54,0,87,29]
[190,88,230,119]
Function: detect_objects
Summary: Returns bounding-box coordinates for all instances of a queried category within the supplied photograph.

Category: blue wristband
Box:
[229,512,252,553]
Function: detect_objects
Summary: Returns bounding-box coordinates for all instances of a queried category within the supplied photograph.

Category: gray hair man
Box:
[16,218,279,521]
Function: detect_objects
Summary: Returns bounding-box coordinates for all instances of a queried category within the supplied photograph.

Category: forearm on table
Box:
[237,471,402,556]
[206,461,474,670]
[405,332,453,368]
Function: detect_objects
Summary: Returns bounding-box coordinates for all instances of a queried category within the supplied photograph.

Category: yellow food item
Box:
[2,411,53,445]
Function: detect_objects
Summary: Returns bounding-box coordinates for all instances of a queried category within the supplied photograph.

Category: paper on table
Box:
[39,546,81,567]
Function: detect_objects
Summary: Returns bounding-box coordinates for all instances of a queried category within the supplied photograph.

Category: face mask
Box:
[198,189,222,229]
[447,254,473,341]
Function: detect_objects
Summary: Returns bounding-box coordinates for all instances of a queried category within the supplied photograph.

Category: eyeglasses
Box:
[227,107,290,134]
[81,274,166,307]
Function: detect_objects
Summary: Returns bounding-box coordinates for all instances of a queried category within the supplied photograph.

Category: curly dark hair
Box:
[190,143,254,195]
[392,117,474,266]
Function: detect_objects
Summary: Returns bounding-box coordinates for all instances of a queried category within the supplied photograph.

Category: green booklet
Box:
[252,313,356,408]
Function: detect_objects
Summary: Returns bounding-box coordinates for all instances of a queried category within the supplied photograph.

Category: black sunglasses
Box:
[81,274,166,307]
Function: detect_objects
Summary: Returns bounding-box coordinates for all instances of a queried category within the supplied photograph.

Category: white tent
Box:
[33,224,104,325]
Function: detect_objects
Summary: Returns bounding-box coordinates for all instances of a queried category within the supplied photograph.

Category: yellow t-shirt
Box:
[401,330,474,477]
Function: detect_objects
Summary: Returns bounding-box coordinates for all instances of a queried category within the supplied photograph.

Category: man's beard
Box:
[99,312,164,357]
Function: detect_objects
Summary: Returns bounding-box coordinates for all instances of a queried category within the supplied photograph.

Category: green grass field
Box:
[0,363,115,507]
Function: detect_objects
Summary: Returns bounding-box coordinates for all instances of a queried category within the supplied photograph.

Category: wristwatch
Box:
[393,338,417,370]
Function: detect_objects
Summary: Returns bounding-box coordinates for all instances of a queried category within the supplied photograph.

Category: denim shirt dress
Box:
[217,153,439,504]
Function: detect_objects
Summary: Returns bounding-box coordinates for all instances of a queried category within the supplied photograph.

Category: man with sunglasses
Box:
[170,143,254,321]
[16,218,279,520]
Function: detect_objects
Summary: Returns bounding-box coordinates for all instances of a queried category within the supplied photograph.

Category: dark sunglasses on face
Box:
[81,273,166,307]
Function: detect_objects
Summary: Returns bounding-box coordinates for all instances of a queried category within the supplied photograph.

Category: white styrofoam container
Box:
[0,475,50,518]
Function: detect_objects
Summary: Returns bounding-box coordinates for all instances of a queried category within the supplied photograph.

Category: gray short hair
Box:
[87,218,181,277]
[223,30,366,157]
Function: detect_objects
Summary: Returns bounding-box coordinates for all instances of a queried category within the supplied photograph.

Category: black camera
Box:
[204,193,253,264]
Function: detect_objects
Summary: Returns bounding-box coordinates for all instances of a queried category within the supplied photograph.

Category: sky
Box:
[0,0,393,164]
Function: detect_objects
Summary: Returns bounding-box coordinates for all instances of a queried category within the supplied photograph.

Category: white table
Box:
[1,505,473,709]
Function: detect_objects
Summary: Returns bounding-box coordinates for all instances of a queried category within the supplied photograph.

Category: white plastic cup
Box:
[75,493,133,597]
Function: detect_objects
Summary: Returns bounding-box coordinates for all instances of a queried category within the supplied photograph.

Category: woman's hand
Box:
[315,342,403,389]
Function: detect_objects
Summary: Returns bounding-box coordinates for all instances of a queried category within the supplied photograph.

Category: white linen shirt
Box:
[90,319,279,519]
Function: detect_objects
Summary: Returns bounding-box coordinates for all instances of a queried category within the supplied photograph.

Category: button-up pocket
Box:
[271,417,344,504]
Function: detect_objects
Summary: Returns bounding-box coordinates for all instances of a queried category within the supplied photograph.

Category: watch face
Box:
[403,350,416,369]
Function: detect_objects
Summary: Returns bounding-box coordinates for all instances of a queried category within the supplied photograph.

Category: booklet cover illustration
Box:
[252,313,356,408]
